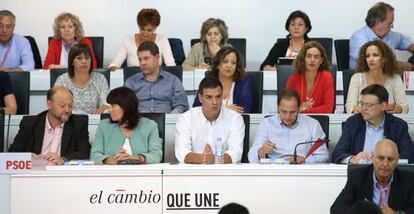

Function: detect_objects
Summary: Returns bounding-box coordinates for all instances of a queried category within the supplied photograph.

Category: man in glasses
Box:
[0,10,34,72]
[248,88,329,164]
[332,84,414,164]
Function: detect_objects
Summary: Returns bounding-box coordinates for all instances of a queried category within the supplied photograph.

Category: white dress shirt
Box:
[175,107,244,163]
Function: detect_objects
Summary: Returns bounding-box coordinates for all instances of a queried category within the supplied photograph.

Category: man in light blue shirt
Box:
[349,2,414,70]
[0,10,34,72]
[124,41,188,113]
[248,89,329,164]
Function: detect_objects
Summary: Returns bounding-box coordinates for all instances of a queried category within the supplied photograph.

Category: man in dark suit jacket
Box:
[332,84,414,164]
[9,86,90,165]
[331,139,414,214]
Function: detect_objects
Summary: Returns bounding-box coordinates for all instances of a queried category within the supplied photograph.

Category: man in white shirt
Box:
[175,77,244,164]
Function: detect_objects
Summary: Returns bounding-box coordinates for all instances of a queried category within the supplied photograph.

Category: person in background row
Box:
[0,10,34,72]
[346,40,408,114]
[248,89,328,164]
[9,86,90,165]
[175,77,244,164]
[286,41,334,113]
[90,87,162,165]
[332,84,414,164]
[0,72,17,114]
[124,41,188,113]
[331,139,414,214]
[109,8,175,71]
[260,10,312,71]
[193,47,253,113]
[54,43,109,114]
[182,18,231,71]
[44,12,97,69]
[218,203,250,214]
[349,2,414,70]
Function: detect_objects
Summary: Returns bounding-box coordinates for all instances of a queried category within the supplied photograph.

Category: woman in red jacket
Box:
[286,41,334,113]
[44,12,97,69]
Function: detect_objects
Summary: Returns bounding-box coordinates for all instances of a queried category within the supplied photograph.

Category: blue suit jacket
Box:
[332,112,414,163]
[193,76,253,113]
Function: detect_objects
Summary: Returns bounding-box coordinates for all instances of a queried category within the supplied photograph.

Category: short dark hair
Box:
[345,200,382,214]
[278,88,300,108]
[47,86,73,101]
[68,43,93,78]
[137,41,159,56]
[365,2,394,28]
[106,87,140,129]
[285,10,312,41]
[207,47,245,81]
[360,84,389,103]
[198,76,223,95]
[137,8,161,28]
[218,203,249,214]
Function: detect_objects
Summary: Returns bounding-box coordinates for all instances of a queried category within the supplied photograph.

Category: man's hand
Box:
[381,206,397,214]
[202,144,215,164]
[40,152,64,165]
[286,156,305,164]
[258,141,276,159]
[349,152,371,164]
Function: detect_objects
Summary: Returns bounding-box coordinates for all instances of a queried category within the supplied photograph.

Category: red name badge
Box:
[0,153,32,174]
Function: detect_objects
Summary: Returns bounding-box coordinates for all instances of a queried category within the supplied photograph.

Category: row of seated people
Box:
[5,77,414,166]
[0,39,411,117]
[1,2,413,73]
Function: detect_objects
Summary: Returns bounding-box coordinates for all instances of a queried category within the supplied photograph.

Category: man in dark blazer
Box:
[9,86,90,165]
[332,84,414,164]
[331,139,414,214]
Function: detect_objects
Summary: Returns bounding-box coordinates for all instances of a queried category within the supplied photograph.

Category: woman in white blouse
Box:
[346,40,408,113]
[108,8,175,71]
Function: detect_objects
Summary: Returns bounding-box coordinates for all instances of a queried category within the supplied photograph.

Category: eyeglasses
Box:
[0,24,15,30]
[358,101,381,108]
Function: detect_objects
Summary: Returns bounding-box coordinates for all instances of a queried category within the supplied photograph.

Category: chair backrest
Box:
[123,66,183,83]
[310,38,333,63]
[241,114,250,163]
[342,69,355,113]
[168,38,185,66]
[48,36,104,68]
[276,64,295,97]
[307,115,330,147]
[245,71,263,113]
[50,68,110,87]
[8,72,30,114]
[24,35,42,69]
[0,109,4,152]
[334,39,350,71]
[190,38,247,65]
[50,68,67,87]
[100,112,166,163]
[330,65,338,113]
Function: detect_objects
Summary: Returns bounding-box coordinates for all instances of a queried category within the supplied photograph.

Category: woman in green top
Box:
[90,87,162,164]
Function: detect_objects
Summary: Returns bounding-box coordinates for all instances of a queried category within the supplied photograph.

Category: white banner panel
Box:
[10,166,163,213]
[162,164,347,214]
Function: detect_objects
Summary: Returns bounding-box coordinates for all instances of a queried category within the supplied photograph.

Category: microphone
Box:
[293,138,328,164]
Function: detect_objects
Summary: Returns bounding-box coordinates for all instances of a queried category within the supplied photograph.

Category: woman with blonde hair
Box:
[44,12,97,69]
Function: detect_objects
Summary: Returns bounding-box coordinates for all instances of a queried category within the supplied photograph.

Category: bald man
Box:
[331,139,414,214]
[9,86,90,165]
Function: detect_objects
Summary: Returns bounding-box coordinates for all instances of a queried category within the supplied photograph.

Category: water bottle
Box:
[215,138,224,164]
